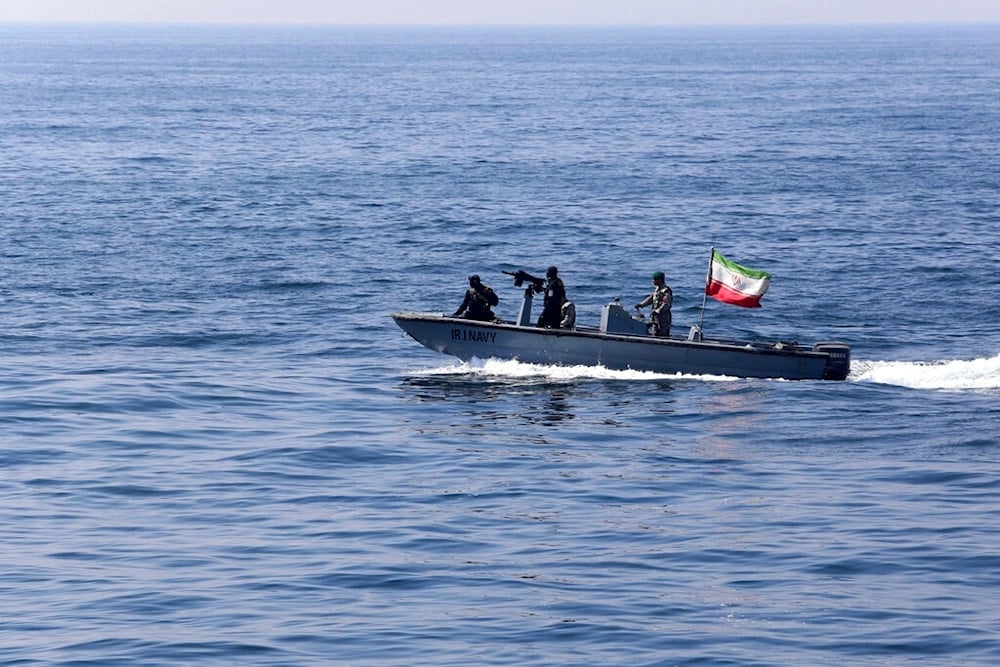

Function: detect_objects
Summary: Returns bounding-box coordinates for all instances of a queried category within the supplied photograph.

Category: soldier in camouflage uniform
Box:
[635,271,672,336]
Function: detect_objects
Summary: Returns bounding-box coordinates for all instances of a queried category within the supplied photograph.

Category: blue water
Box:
[2,23,999,665]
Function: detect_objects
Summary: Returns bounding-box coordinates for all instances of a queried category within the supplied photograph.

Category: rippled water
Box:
[1,23,999,665]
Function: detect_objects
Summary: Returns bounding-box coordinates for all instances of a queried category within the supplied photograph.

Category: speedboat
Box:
[392,271,851,381]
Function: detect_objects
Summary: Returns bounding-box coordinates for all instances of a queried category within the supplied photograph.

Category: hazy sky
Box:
[2,1,999,25]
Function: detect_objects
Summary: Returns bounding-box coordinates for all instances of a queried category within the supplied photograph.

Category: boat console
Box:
[600,301,650,336]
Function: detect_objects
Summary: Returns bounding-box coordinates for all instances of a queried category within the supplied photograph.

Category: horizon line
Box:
[2,19,999,28]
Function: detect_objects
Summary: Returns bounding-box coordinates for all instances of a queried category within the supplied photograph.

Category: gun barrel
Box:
[503,269,544,290]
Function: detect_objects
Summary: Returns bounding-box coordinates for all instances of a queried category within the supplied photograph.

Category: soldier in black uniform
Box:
[537,266,566,329]
[452,274,498,322]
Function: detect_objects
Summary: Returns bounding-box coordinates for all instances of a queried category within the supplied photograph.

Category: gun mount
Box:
[502,270,546,326]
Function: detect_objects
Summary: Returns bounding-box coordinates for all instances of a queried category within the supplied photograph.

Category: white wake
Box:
[852,352,1000,391]
[414,357,739,382]
[411,354,1000,391]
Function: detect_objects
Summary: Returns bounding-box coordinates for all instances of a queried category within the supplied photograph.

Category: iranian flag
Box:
[705,250,771,308]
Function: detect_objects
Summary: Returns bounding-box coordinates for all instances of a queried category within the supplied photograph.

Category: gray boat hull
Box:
[392,311,851,381]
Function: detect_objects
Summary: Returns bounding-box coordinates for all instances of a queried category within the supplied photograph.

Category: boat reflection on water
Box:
[400,374,581,426]
[398,360,684,428]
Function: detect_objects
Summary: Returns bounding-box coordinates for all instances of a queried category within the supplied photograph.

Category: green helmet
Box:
[652,271,665,280]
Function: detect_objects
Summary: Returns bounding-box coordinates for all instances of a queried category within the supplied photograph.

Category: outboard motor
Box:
[813,342,851,381]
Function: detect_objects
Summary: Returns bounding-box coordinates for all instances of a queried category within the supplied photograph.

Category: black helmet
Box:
[546,266,558,278]
[469,274,481,286]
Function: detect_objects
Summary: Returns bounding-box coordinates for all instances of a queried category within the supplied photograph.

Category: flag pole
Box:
[697,246,713,339]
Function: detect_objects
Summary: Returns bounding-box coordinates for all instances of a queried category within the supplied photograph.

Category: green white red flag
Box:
[705,250,771,308]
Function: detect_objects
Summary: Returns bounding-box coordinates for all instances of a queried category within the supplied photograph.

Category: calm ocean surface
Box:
[2,23,999,665]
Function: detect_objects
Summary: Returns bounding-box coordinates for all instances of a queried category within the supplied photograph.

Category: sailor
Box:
[635,271,672,336]
[560,300,576,329]
[452,274,498,322]
[536,266,566,329]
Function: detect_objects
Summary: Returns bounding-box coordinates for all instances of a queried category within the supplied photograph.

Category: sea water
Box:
[1,24,999,665]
